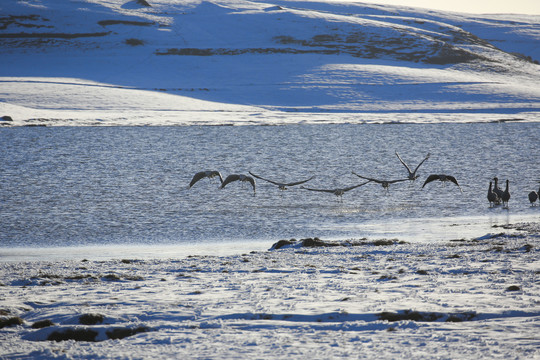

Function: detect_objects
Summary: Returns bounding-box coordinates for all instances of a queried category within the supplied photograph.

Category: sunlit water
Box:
[1,123,539,256]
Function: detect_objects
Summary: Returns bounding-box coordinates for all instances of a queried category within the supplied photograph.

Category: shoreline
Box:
[1,214,538,263]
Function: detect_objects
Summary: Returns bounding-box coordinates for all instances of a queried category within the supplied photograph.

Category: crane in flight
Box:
[248,172,314,190]
[189,170,223,188]
[301,181,370,202]
[395,152,430,181]
[351,172,408,191]
[220,174,256,194]
[422,174,463,192]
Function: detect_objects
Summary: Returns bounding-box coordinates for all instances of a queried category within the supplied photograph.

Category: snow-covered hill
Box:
[1,0,540,125]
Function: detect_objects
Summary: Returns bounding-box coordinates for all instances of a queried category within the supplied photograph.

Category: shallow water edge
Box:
[2,213,537,262]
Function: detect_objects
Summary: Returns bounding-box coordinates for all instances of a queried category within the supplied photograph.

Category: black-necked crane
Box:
[189,170,223,188]
[220,174,256,194]
[493,177,504,200]
[528,191,538,206]
[301,181,370,202]
[501,179,511,208]
[248,172,314,190]
[395,152,430,181]
[422,174,463,192]
[487,181,498,207]
[351,172,408,191]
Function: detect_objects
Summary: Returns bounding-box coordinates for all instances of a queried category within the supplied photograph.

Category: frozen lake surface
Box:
[1,123,539,260]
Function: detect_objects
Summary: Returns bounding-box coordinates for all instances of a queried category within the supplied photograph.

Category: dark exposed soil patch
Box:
[0,15,51,30]
[0,317,24,329]
[106,326,149,340]
[98,20,154,27]
[378,310,476,322]
[272,32,485,64]
[79,313,104,325]
[47,328,98,342]
[32,319,55,329]
[156,47,340,56]
[125,38,144,46]
[270,237,404,250]
[0,32,111,39]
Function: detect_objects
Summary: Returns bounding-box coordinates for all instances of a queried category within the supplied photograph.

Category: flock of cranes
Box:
[189,152,467,201]
[189,152,539,208]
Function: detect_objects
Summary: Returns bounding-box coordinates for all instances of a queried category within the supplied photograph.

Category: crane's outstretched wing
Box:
[446,175,463,192]
[249,172,314,187]
[221,174,241,189]
[395,152,413,174]
[283,176,315,187]
[189,171,207,188]
[300,186,336,194]
[248,172,280,186]
[189,170,223,188]
[221,174,256,192]
[396,152,430,180]
[413,153,431,174]
[351,172,380,183]
[422,174,440,188]
[352,172,404,186]
[422,174,462,192]
[386,178,409,184]
[342,181,371,192]
[244,176,256,192]
[301,181,369,194]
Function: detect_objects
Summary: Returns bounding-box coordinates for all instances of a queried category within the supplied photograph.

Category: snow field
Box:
[1,225,539,359]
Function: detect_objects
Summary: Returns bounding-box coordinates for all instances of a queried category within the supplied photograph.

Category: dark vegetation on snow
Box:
[271,237,406,249]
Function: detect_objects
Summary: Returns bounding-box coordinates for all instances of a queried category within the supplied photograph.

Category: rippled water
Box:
[1,123,539,248]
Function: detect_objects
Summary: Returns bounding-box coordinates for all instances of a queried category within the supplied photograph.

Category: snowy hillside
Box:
[1,0,540,125]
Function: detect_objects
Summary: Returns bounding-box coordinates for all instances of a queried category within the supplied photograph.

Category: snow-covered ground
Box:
[1,223,539,359]
[1,0,540,125]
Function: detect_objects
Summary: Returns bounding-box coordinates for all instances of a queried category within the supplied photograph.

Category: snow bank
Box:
[1,223,539,358]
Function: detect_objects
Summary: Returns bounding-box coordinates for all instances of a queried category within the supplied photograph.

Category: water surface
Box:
[1,123,539,250]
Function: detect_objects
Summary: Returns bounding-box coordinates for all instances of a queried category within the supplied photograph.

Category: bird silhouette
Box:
[189,170,223,188]
[248,172,314,190]
[528,191,538,206]
[492,177,504,200]
[395,152,430,181]
[501,179,510,208]
[220,174,256,193]
[301,181,370,202]
[487,181,498,207]
[422,174,463,192]
[351,172,408,191]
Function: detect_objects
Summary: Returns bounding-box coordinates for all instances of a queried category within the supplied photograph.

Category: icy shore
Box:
[1,222,539,359]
